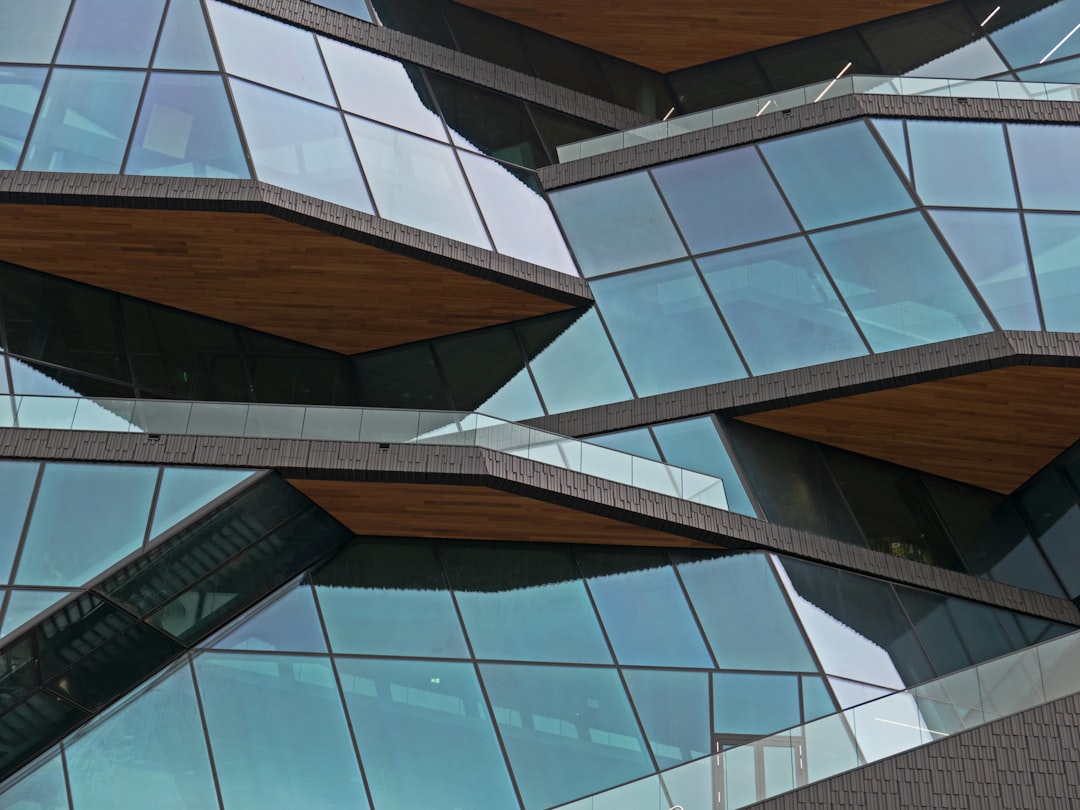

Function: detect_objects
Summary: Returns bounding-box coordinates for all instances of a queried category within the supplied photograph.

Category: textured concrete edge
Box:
[539,93,1080,188]
[221,0,652,131]
[524,331,1080,438]
[0,427,1075,626]
[0,172,592,305]
[745,689,1080,810]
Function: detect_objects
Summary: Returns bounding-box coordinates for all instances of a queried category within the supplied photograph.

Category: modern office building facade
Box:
[2,0,1080,808]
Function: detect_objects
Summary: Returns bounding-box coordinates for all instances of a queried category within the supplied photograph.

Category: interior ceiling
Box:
[456,0,951,72]
[736,366,1080,494]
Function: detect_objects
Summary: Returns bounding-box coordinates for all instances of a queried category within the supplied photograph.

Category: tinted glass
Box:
[0,461,38,586]
[57,0,165,68]
[1,589,70,638]
[1014,468,1080,599]
[549,172,686,277]
[0,0,70,63]
[0,67,47,170]
[126,72,248,178]
[211,580,328,653]
[23,68,144,173]
[908,120,1016,208]
[760,121,914,230]
[338,658,518,810]
[1026,213,1080,332]
[653,417,757,517]
[242,331,357,406]
[354,342,453,411]
[150,467,254,540]
[315,0,373,19]
[713,672,802,736]
[0,750,68,810]
[441,2,533,75]
[623,669,709,768]
[811,212,992,352]
[592,262,746,396]
[1009,124,1080,211]
[529,106,610,162]
[895,587,1014,674]
[154,0,218,70]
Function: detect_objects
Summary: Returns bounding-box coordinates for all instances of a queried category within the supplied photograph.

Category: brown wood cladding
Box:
[738,366,1080,494]
[457,0,948,71]
[0,203,573,354]
[288,479,718,547]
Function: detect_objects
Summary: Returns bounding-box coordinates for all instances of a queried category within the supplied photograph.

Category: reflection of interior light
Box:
[813,62,853,103]
[980,5,1000,26]
[662,107,676,121]
[755,99,775,116]
[873,717,949,737]
[1040,21,1080,63]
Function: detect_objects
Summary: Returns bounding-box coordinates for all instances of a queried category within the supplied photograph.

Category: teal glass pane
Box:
[150,467,254,541]
[338,658,518,810]
[15,463,157,587]
[676,553,816,671]
[1027,213,1080,332]
[0,461,39,586]
[153,0,217,70]
[0,0,70,63]
[476,369,546,421]
[211,580,327,653]
[480,663,652,810]
[523,310,632,414]
[0,750,68,810]
[930,209,1040,330]
[586,428,661,461]
[802,675,836,722]
[871,118,909,180]
[990,0,1080,68]
[0,67,47,170]
[23,68,144,173]
[759,121,914,230]
[126,72,248,178]
[908,120,1016,208]
[549,172,687,277]
[0,589,70,639]
[592,261,746,397]
[1008,123,1080,211]
[313,540,469,658]
[623,669,709,768]
[315,0,372,20]
[1016,56,1080,82]
[811,212,992,352]
[652,145,798,253]
[895,587,1014,674]
[230,79,373,213]
[699,237,867,375]
[65,664,219,810]
[207,0,335,104]
[57,0,165,68]
[578,549,713,668]
[713,672,801,736]
[195,652,368,810]
[652,417,756,517]
[347,116,491,248]
[443,544,612,664]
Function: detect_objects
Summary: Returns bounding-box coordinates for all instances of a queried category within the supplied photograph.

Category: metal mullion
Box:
[186,654,229,810]
[140,467,166,549]
[663,548,721,672]
[117,0,172,175]
[200,0,258,181]
[709,414,768,519]
[1002,123,1049,330]
[59,743,75,810]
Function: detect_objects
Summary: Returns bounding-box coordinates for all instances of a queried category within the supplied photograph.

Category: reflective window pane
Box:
[1009,124,1080,211]
[23,68,144,173]
[211,580,327,653]
[150,467,255,540]
[1026,213,1080,332]
[231,79,372,212]
[207,0,335,104]
[1,589,70,639]
[314,0,372,20]
[347,116,489,247]
[592,262,746,396]
[0,67,47,170]
[0,461,39,586]
[653,146,798,253]
[713,672,801,736]
[549,172,687,277]
[0,0,70,63]
[991,0,1080,68]
[653,417,757,517]
[57,0,166,68]
[0,750,68,810]
[1014,467,1080,599]
[908,120,1016,208]
[760,121,914,230]
[811,212,992,352]
[895,587,1013,674]
[338,658,518,810]
[871,118,909,180]
[623,669,709,768]
[587,428,661,461]
[154,0,218,70]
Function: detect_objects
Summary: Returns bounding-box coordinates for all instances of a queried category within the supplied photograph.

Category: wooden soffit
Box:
[738,365,1080,494]
[0,201,584,354]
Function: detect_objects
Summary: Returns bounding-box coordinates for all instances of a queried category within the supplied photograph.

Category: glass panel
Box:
[475,368,545,421]
[713,671,801,736]
[676,553,816,671]
[1014,467,1080,599]
[699,237,866,375]
[354,342,451,411]
[908,120,1016,207]
[652,146,798,253]
[347,116,489,247]
[318,36,444,141]
[0,67,47,170]
[976,646,1044,717]
[57,0,165,68]
[0,590,70,639]
[0,750,68,810]
[480,663,652,810]
[1038,631,1080,701]
[578,549,712,668]
[211,580,327,653]
[0,461,39,587]
[65,664,219,810]
[231,79,372,212]
[458,152,577,273]
[623,669,709,768]
[338,658,518,810]
[194,652,368,810]
[15,463,157,587]
[150,467,255,540]
[314,0,372,19]
[126,72,248,178]
[592,261,745,397]
[443,544,611,664]
[895,587,1014,674]
[0,0,70,63]
[207,0,334,104]
[22,68,144,173]
[829,677,892,709]
[1026,212,1080,333]
[990,0,1080,68]
[653,417,757,517]
[871,118,910,180]
[242,331,357,407]
[313,539,469,658]
[587,428,661,461]
[803,711,860,782]
[549,172,687,277]
[154,0,217,70]
[1009,123,1080,210]
[759,121,914,230]
[811,212,992,352]
[802,675,836,721]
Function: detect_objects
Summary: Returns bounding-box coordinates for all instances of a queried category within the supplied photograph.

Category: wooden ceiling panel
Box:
[737,366,1080,494]
[0,203,575,354]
